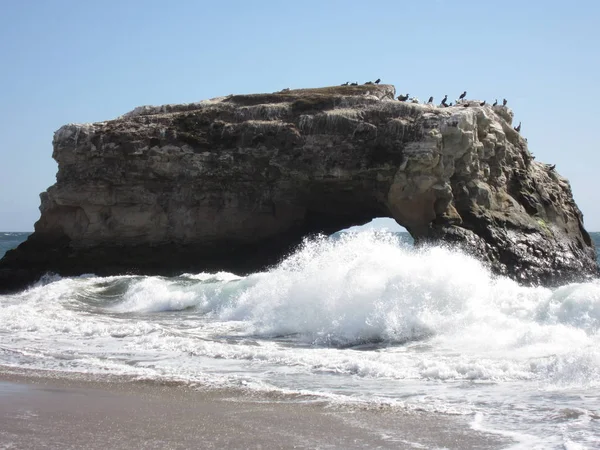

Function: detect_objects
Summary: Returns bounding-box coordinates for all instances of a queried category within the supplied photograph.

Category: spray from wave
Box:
[98,231,600,374]
[0,231,600,389]
[1,230,600,448]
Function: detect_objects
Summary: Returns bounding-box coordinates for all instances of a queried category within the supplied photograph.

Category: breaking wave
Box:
[1,230,599,448]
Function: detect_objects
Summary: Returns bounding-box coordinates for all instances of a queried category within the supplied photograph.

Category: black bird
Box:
[441,95,448,106]
[503,98,507,106]
[548,164,556,171]
[341,82,349,86]
[459,91,467,100]
[448,102,453,106]
[463,102,469,107]
[480,100,486,106]
[397,93,409,101]
[350,82,358,86]
[365,81,374,85]
[493,99,498,106]
[428,96,434,104]
[514,122,521,132]
[375,78,381,84]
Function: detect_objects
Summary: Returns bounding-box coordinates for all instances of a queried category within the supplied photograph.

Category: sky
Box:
[0,0,598,231]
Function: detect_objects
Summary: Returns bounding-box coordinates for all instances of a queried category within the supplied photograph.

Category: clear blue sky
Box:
[0,0,598,231]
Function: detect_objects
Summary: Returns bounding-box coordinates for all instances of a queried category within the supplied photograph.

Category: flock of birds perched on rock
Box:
[277,79,553,173]
[340,79,382,86]
[395,90,509,111]
[342,79,524,134]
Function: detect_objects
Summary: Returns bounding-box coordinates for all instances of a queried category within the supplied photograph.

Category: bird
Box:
[493,99,498,106]
[514,122,521,132]
[341,82,349,86]
[459,91,467,100]
[480,100,486,106]
[441,95,448,106]
[427,96,434,104]
[281,88,290,92]
[374,78,381,84]
[364,81,374,85]
[410,97,419,104]
[397,93,409,101]
[548,164,556,171]
[463,103,469,107]
[448,102,453,106]
[503,99,507,106]
[350,82,358,86]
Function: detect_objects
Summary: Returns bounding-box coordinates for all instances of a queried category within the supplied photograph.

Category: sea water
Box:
[0,232,30,259]
[1,230,599,449]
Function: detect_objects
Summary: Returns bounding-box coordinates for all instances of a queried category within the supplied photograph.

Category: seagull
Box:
[503,99,507,106]
[514,122,521,132]
[374,78,381,84]
[493,99,498,106]
[459,91,467,100]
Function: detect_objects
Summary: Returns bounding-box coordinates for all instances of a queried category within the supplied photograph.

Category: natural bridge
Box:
[0,84,597,292]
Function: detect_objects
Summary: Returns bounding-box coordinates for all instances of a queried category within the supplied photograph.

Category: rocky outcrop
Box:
[0,84,597,292]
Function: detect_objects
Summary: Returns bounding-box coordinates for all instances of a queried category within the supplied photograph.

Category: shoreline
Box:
[0,370,512,449]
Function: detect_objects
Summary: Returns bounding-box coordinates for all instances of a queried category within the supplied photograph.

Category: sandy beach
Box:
[0,371,510,449]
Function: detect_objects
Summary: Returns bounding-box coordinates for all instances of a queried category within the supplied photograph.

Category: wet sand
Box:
[0,372,511,449]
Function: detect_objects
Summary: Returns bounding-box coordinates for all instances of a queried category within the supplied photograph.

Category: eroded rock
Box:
[0,84,596,292]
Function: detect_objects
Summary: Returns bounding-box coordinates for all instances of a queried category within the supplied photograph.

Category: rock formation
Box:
[0,84,597,292]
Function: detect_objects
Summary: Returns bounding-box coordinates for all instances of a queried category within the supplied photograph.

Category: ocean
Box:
[1,230,599,449]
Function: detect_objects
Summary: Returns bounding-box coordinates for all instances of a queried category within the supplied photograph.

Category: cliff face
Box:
[1,84,597,291]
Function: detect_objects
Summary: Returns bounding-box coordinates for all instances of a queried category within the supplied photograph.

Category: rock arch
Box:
[0,85,596,292]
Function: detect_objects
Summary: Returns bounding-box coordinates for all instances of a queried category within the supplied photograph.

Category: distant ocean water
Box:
[1,230,600,449]
[0,232,31,259]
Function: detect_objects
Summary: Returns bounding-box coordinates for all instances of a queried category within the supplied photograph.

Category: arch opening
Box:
[340,217,408,234]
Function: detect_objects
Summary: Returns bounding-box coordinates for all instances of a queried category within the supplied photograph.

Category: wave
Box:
[104,232,600,349]
[2,229,599,448]
[1,230,599,389]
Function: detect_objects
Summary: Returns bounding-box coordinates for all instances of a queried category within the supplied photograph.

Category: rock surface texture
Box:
[1,84,597,292]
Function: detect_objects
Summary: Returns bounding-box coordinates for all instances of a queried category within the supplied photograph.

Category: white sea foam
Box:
[1,230,599,448]
[179,271,243,282]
